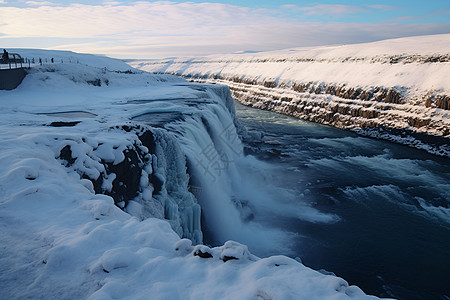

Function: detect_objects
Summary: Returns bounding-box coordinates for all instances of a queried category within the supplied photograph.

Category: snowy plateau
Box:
[131,34,450,157]
[0,50,385,299]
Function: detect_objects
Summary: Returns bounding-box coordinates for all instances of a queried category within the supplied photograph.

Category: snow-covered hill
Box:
[0,50,383,299]
[131,34,450,157]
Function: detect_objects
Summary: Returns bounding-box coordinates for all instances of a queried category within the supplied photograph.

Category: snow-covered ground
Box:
[0,50,383,299]
[131,34,450,157]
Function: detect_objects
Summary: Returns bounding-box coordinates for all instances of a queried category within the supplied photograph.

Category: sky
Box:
[0,0,449,59]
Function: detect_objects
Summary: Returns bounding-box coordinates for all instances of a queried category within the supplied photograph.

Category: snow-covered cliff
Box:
[0,50,383,299]
[131,34,450,157]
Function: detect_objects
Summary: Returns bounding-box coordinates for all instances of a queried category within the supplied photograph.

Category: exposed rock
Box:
[193,249,213,258]
[193,245,214,258]
[47,121,80,127]
[57,126,152,207]
[194,76,449,157]
[263,81,277,88]
[86,78,102,86]
[222,255,239,262]
[58,145,76,167]
[105,147,143,204]
[408,117,431,129]
[436,95,450,110]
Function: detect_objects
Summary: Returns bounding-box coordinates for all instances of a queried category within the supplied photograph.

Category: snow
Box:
[131,34,450,94]
[130,34,450,156]
[10,48,134,71]
[0,49,384,299]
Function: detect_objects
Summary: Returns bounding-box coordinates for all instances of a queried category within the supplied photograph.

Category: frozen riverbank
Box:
[130,34,450,157]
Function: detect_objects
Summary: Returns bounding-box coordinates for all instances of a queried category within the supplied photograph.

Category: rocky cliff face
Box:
[186,75,450,156]
[130,34,450,157]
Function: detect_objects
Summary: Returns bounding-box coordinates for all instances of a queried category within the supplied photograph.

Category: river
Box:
[233,100,450,300]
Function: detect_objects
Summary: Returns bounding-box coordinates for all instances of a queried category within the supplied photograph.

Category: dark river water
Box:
[234,101,450,300]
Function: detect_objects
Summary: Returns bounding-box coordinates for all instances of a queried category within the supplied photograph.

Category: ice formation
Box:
[0,49,383,299]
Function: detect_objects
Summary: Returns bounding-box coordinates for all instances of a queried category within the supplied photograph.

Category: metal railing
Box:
[1,56,81,70]
[0,53,29,69]
[0,60,25,70]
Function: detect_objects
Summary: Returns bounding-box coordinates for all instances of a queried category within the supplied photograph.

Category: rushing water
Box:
[233,101,450,300]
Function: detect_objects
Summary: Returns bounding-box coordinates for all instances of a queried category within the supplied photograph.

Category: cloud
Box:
[388,15,417,22]
[386,9,450,23]
[102,1,121,5]
[25,1,56,6]
[0,1,284,41]
[282,4,368,16]
[367,5,400,11]
[0,1,449,59]
[428,9,450,18]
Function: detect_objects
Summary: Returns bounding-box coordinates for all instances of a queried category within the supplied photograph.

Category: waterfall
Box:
[131,84,336,255]
[131,84,248,246]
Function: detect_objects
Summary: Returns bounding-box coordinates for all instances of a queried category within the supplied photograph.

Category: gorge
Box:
[130,34,450,158]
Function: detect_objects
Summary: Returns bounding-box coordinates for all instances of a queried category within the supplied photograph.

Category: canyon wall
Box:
[130,34,450,156]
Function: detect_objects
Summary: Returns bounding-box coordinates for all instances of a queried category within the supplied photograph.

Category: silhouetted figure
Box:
[51,58,54,63]
[39,58,42,65]
[2,49,9,60]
